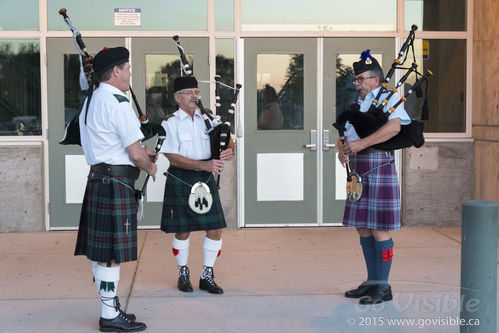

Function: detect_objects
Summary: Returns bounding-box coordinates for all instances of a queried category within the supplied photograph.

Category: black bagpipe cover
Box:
[208,125,223,160]
[59,112,82,146]
[371,120,425,150]
[334,103,425,151]
[140,122,166,142]
[335,103,387,138]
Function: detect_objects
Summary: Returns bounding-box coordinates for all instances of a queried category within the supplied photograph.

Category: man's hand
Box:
[126,140,158,181]
[338,149,349,167]
[342,139,367,155]
[148,163,158,181]
[204,159,225,175]
[219,148,233,161]
[145,149,158,162]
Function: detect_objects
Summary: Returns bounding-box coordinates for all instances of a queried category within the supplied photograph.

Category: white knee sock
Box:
[172,236,190,267]
[94,264,120,319]
[203,237,222,268]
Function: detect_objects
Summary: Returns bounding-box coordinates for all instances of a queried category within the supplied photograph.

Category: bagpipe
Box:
[58,8,166,145]
[173,35,242,188]
[58,8,165,218]
[333,24,432,151]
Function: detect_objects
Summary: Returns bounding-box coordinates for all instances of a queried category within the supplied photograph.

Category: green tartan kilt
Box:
[160,166,226,233]
[74,176,138,264]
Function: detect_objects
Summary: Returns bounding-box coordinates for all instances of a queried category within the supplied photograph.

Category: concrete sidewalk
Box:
[0,227,495,332]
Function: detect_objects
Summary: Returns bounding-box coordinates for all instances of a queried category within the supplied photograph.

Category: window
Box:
[405,0,466,31]
[242,0,396,31]
[257,54,304,130]
[48,0,207,31]
[0,40,41,136]
[0,1,39,31]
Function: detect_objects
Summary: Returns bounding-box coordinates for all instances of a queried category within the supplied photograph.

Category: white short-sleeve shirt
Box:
[345,86,411,142]
[160,108,211,160]
[79,83,144,166]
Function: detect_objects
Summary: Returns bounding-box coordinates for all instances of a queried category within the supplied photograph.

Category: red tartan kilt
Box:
[342,152,401,231]
[74,176,138,264]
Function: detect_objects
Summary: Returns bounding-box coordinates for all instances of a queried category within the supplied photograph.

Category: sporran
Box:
[346,169,363,202]
[188,182,213,214]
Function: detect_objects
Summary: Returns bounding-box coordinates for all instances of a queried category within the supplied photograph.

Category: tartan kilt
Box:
[342,152,401,231]
[74,176,138,264]
[161,166,226,233]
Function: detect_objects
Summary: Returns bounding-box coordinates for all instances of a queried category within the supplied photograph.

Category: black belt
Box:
[90,163,140,179]
[358,148,393,155]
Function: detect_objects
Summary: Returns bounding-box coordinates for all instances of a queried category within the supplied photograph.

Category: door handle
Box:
[322,130,336,151]
[304,130,317,151]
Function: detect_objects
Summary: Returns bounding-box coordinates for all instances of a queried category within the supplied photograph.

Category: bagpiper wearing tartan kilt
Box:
[339,50,411,305]
[74,47,157,332]
[159,76,234,295]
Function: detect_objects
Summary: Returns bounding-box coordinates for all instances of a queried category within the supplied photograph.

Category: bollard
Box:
[460,200,498,333]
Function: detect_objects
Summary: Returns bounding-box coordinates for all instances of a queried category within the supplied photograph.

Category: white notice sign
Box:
[114,8,141,27]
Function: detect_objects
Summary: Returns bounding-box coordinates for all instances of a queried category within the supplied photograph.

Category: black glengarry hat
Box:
[174,76,198,93]
[93,47,129,77]
[353,49,382,75]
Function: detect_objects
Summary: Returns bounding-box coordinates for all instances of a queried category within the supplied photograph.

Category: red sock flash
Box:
[382,248,393,262]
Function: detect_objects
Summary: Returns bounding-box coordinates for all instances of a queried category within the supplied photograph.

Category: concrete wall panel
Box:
[0,146,44,232]
[403,142,473,226]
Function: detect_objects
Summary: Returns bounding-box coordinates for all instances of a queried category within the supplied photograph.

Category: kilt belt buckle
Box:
[88,172,111,184]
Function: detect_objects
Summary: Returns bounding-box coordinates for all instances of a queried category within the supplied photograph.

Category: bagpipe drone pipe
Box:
[333,24,432,151]
[173,35,242,187]
[58,8,166,146]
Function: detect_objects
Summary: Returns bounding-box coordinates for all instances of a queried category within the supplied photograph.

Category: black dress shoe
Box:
[344,282,375,298]
[119,309,136,322]
[99,312,146,332]
[359,285,393,305]
[178,266,193,292]
[199,267,224,294]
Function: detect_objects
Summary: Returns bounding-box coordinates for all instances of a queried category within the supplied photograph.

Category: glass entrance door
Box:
[243,38,318,225]
[47,37,125,228]
[242,37,395,226]
[47,37,210,228]
[322,38,395,223]
[130,37,210,227]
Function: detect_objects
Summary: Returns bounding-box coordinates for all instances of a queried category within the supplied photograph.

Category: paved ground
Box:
[0,226,496,332]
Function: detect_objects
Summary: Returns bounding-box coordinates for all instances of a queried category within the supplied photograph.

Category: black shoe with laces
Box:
[344,281,376,298]
[178,265,193,292]
[199,266,224,294]
[99,311,146,332]
[119,309,136,322]
[359,285,393,305]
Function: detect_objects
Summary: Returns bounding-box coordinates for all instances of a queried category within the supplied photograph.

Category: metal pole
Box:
[460,200,498,333]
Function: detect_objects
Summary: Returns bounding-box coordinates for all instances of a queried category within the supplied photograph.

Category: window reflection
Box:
[145,54,194,122]
[335,54,382,120]
[257,54,303,130]
[405,39,466,132]
[216,39,235,132]
[335,55,356,120]
[0,40,41,136]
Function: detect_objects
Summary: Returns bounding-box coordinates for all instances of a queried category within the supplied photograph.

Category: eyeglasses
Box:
[176,89,200,96]
[352,76,376,84]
